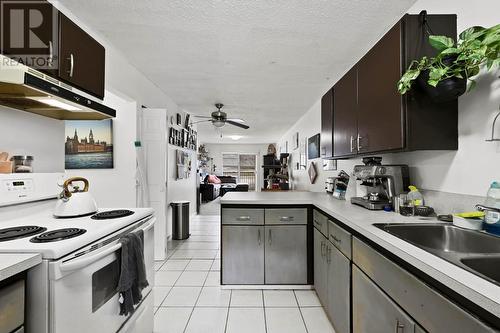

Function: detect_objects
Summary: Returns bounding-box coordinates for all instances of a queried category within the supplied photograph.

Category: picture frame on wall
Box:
[299,138,307,170]
[292,132,299,150]
[65,119,114,169]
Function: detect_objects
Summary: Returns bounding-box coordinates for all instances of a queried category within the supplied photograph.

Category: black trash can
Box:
[171,201,190,240]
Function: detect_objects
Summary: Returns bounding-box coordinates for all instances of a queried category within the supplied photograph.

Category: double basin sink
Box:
[374,223,500,286]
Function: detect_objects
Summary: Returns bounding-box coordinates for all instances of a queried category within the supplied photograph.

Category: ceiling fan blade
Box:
[227,118,246,123]
[193,115,212,118]
[226,120,250,129]
[191,120,212,125]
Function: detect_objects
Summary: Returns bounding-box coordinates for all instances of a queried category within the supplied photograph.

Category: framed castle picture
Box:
[65,120,114,169]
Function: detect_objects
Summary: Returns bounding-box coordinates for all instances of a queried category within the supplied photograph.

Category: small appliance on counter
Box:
[53,177,98,218]
[349,157,410,210]
[326,170,350,199]
[10,155,33,173]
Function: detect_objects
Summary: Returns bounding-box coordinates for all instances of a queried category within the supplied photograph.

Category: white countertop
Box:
[0,253,41,282]
[221,191,500,318]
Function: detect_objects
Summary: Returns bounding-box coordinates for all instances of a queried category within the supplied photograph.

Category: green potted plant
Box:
[397,24,500,102]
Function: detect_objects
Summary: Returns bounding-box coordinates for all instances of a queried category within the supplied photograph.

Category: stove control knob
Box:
[378,167,386,175]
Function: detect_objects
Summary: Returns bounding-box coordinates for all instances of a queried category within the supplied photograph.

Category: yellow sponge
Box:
[454,211,486,218]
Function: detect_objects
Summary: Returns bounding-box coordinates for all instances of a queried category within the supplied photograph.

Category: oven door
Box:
[48,217,155,333]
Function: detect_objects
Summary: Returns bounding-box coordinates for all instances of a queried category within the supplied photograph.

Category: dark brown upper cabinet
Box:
[321,13,458,159]
[320,88,334,158]
[59,13,105,99]
[332,67,358,157]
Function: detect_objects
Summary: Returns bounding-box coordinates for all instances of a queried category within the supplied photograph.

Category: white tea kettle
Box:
[54,177,98,218]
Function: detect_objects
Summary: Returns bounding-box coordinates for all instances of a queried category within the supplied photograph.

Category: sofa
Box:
[200,175,249,202]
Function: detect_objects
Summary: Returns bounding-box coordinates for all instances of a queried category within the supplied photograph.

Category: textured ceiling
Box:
[58,0,416,143]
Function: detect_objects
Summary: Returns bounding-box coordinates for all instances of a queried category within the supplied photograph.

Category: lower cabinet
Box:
[221,207,308,285]
[326,244,351,333]
[265,225,307,284]
[352,265,422,333]
[222,225,264,284]
[313,224,351,333]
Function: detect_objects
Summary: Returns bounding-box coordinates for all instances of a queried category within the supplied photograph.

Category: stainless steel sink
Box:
[374,223,500,285]
[461,257,500,283]
[375,224,500,253]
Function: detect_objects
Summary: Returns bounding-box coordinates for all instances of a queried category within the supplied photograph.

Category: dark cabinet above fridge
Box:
[321,13,458,159]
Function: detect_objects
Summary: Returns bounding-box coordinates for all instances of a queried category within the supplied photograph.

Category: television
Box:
[308,134,320,159]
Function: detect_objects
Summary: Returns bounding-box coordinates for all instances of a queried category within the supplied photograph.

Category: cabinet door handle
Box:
[258,229,261,246]
[67,53,74,78]
[236,216,251,221]
[327,246,332,264]
[320,241,325,257]
[357,134,363,151]
[268,229,272,245]
[395,320,405,333]
[350,135,354,152]
[48,41,53,66]
[331,234,341,243]
[279,216,294,222]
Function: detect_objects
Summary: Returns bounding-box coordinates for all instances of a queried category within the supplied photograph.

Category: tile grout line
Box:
[262,290,269,333]
[293,290,310,333]
[223,290,233,333]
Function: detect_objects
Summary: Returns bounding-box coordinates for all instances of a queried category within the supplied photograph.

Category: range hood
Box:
[0,55,115,120]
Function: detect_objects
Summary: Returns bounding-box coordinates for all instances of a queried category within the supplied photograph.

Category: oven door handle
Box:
[59,218,155,272]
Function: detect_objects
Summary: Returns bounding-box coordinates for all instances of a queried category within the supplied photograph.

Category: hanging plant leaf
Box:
[429,35,455,52]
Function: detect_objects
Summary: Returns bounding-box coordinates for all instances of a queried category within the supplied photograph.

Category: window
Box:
[222,153,257,191]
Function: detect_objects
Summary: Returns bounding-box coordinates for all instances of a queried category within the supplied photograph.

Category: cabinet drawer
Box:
[313,210,328,235]
[352,237,495,332]
[222,208,264,225]
[328,220,352,259]
[265,208,307,225]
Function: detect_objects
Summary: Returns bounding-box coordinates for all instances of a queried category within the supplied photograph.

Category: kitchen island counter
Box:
[221,191,500,324]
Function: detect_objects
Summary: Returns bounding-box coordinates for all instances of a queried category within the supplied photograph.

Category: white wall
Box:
[279,0,500,196]
[0,106,64,172]
[203,143,271,191]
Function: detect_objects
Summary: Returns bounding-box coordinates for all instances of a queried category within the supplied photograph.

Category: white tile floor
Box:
[153,215,335,333]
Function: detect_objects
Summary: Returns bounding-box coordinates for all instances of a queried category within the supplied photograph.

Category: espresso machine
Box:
[349,158,409,210]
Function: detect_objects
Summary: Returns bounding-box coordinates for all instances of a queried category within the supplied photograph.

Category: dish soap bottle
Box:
[407,185,424,206]
[483,181,500,235]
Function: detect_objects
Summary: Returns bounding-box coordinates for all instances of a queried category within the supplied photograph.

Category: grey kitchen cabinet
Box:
[313,228,328,304]
[353,237,495,332]
[352,265,420,333]
[326,243,351,333]
[265,225,307,284]
[222,225,264,284]
[313,213,351,333]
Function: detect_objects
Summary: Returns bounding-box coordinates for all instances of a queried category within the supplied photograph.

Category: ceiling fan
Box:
[193,103,249,129]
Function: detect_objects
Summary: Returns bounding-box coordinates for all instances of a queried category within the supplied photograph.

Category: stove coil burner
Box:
[0,226,47,242]
[30,228,87,243]
[91,210,135,220]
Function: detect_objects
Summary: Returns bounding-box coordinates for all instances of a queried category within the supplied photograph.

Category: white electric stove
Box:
[0,173,155,333]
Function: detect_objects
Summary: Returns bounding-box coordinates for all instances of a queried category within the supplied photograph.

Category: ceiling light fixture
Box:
[229,135,243,141]
[212,120,225,128]
[28,97,82,111]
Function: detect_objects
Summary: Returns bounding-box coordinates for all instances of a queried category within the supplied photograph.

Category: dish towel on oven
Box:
[117,229,149,316]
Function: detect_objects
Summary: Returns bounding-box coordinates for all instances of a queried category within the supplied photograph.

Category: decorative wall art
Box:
[308,161,318,184]
[292,132,299,150]
[307,134,320,159]
[299,138,307,170]
[176,149,192,180]
[65,119,113,169]
[168,112,197,151]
